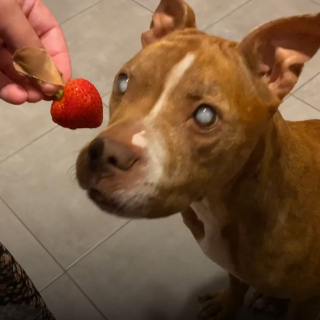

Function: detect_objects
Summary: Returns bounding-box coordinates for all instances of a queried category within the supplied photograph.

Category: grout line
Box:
[0,196,127,319]
[66,273,109,320]
[0,197,66,271]
[66,220,131,270]
[0,196,66,294]
[60,0,104,26]
[40,270,109,320]
[311,0,320,7]
[291,95,320,113]
[0,196,131,273]
[0,126,58,165]
[0,86,109,166]
[131,0,154,13]
[204,0,252,31]
[102,91,111,108]
[282,93,291,101]
[292,70,320,94]
[40,272,66,292]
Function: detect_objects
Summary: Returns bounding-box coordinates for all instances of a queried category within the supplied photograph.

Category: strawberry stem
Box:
[55,89,64,100]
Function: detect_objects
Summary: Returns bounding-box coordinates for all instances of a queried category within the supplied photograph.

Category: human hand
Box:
[0,0,71,105]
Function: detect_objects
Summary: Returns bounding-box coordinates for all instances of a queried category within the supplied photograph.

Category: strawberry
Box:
[51,78,103,130]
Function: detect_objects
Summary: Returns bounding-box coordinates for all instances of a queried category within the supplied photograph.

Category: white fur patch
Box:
[118,53,196,208]
[191,199,240,278]
[148,52,196,120]
[143,53,196,185]
[132,130,147,148]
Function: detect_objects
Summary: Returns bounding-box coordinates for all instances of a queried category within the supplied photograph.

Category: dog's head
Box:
[76,0,320,218]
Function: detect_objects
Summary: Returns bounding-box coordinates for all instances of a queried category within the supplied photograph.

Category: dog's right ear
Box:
[141,0,196,47]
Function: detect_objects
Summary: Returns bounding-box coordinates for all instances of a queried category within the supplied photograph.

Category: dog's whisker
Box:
[67,164,76,174]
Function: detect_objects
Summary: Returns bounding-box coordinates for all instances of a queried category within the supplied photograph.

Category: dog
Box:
[76,0,320,318]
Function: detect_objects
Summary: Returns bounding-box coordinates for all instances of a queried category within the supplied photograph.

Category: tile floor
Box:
[1,0,320,319]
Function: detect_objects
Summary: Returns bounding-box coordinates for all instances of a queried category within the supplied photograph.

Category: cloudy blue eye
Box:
[194,105,217,127]
[116,74,129,93]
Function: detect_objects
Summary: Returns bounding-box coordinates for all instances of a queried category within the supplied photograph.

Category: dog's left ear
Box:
[239,13,320,100]
[141,0,196,47]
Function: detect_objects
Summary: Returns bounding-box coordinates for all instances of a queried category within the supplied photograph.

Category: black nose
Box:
[88,137,138,171]
[88,137,104,161]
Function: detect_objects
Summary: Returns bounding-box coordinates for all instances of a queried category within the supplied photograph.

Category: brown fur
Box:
[76,1,320,318]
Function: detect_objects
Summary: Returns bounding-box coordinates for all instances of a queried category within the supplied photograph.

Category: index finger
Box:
[20,0,72,83]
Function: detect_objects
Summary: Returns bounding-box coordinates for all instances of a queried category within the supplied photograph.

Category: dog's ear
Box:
[239,13,320,100]
[141,0,196,47]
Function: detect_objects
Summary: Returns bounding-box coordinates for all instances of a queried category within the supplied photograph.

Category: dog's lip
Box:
[87,188,121,212]
[88,188,102,198]
[87,188,108,203]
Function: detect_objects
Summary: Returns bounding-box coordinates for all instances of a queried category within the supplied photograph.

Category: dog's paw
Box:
[248,292,289,316]
[197,293,236,320]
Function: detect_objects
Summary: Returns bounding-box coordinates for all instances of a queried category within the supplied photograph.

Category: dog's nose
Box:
[88,138,104,165]
[88,137,138,171]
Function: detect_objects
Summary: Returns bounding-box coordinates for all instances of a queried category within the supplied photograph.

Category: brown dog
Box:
[76,0,320,319]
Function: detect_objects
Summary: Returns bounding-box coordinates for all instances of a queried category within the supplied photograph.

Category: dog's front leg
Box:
[287,296,320,320]
[197,274,249,320]
[182,208,248,319]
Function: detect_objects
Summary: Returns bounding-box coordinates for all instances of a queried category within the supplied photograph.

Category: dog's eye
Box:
[194,105,217,127]
[116,74,129,93]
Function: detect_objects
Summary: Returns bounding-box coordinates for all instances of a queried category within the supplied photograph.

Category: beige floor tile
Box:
[294,73,320,111]
[0,100,56,162]
[0,198,62,290]
[102,92,111,108]
[61,0,152,97]
[206,0,320,90]
[69,215,230,320]
[69,214,282,320]
[43,0,101,24]
[0,68,81,163]
[133,0,249,30]
[41,274,105,320]
[0,108,128,268]
[279,96,320,121]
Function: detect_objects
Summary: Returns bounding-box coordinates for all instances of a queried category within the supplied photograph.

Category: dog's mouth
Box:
[87,188,124,215]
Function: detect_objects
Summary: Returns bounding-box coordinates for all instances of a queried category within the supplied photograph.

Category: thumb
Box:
[39,82,63,96]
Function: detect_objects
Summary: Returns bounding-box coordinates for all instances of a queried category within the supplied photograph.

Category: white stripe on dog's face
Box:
[137,52,196,190]
[115,53,197,208]
[148,52,196,120]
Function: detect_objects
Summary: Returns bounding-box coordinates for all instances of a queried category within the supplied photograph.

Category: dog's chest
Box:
[190,199,238,277]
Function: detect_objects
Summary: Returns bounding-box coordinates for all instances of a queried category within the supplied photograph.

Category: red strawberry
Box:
[51,78,103,130]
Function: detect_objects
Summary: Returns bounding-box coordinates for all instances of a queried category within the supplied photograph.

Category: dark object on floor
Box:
[0,242,55,320]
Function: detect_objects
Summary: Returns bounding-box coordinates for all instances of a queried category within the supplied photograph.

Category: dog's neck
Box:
[205,111,300,226]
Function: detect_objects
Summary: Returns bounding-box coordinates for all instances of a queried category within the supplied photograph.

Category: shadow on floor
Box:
[142,275,287,320]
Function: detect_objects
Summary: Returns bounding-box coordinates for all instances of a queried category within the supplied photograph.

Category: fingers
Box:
[0,71,27,105]
[0,0,71,104]
[0,46,43,103]
[0,0,57,100]
[26,0,72,83]
[0,77,43,104]
[24,83,44,102]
